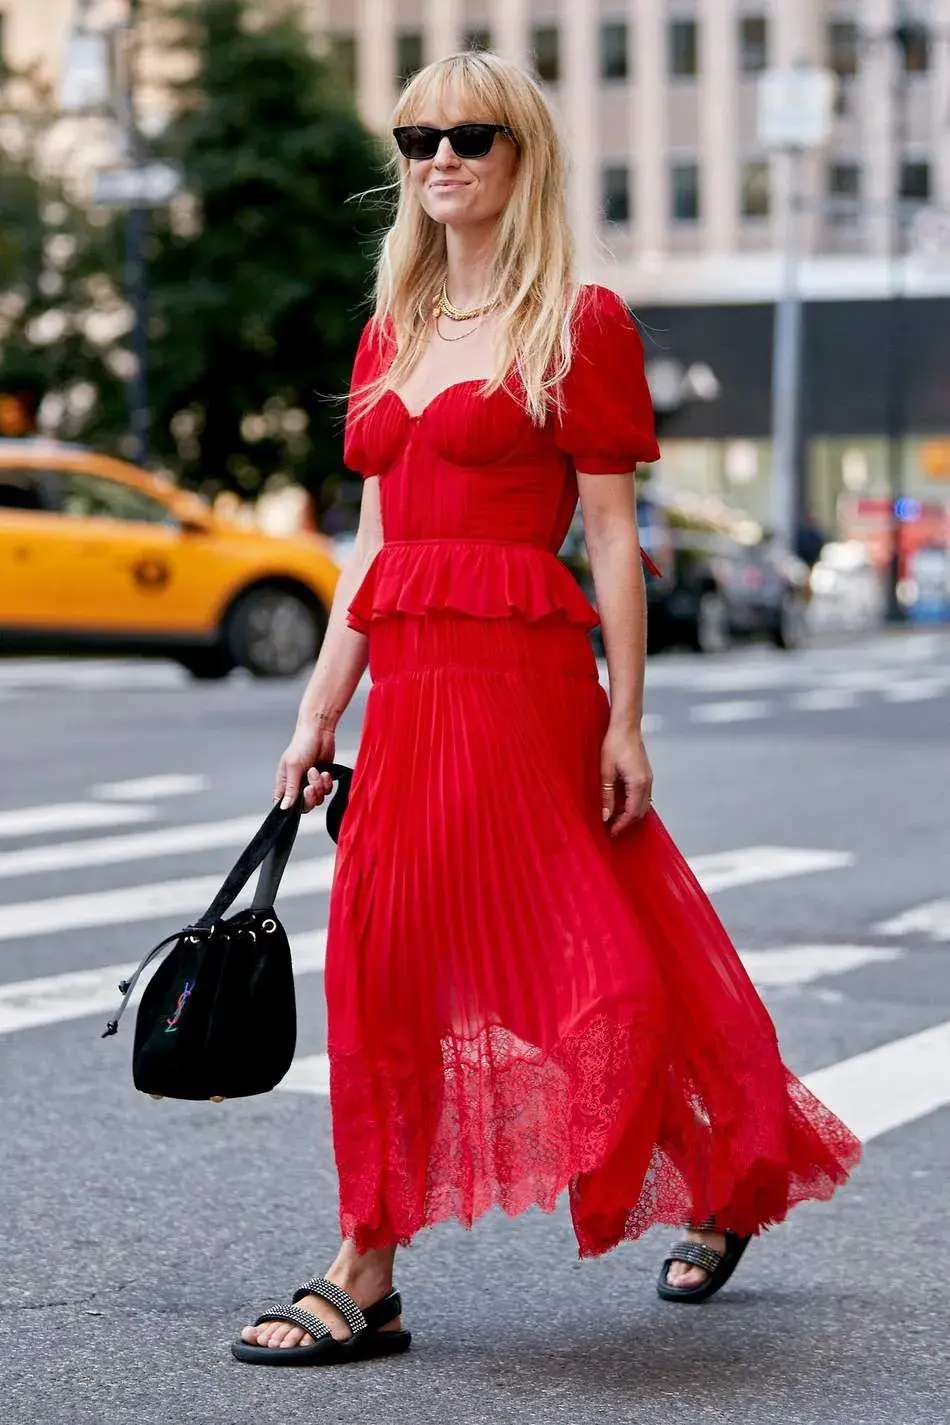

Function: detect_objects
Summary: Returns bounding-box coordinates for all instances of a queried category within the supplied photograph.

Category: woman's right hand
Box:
[274,720,337,814]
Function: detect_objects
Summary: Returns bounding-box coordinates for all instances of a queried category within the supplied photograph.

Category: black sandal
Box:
[656,1217,752,1305]
[231,1276,411,1366]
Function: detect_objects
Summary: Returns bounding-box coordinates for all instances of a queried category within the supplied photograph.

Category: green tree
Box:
[147,0,387,508]
[0,84,126,441]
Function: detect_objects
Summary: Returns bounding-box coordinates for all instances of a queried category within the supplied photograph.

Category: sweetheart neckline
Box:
[386,379,494,422]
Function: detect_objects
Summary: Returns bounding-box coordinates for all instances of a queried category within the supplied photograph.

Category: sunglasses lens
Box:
[450,126,498,158]
[394,127,440,160]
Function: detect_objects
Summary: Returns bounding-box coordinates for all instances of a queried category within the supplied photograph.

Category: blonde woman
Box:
[233,52,860,1367]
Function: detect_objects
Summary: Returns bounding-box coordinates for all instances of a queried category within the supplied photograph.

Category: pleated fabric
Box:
[325,613,861,1257]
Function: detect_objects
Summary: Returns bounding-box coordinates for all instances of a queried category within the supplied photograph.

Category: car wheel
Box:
[690,590,732,654]
[177,648,235,680]
[771,592,808,651]
[226,586,323,678]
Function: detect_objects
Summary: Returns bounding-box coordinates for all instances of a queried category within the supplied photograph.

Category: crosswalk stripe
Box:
[875,900,950,941]
[690,700,772,723]
[0,809,327,879]
[281,1017,950,1137]
[0,802,157,839]
[738,945,900,987]
[0,854,336,941]
[803,1020,950,1143]
[0,845,854,942]
[91,774,211,801]
[0,930,327,1036]
[0,939,882,1039]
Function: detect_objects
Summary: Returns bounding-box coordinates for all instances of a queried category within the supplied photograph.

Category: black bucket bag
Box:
[101,763,352,1102]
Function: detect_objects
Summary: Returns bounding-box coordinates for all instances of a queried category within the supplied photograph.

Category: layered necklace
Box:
[434,279,497,341]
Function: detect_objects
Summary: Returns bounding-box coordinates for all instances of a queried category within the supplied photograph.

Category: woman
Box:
[233,52,860,1367]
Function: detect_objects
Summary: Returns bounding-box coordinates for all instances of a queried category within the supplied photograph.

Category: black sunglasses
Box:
[393,124,514,161]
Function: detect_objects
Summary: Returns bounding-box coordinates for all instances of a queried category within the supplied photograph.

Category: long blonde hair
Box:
[358,51,578,424]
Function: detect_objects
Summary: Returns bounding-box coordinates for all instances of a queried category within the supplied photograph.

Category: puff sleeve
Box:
[554,285,660,473]
[343,318,393,476]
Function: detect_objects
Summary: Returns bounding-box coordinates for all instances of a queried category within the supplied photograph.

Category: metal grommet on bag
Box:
[261,918,277,934]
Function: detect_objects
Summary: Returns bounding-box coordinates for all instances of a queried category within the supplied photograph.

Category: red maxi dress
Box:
[326,284,861,1258]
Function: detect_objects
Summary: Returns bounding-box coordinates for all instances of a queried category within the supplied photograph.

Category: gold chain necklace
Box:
[435,279,496,323]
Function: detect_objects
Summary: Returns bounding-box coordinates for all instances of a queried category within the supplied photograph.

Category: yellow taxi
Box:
[0,440,340,678]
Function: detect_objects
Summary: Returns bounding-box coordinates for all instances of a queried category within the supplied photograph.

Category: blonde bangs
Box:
[355,52,577,426]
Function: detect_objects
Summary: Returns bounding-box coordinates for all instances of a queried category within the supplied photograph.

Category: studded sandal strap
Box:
[688,1216,718,1233]
[665,1240,724,1277]
[293,1277,368,1336]
[253,1303,332,1341]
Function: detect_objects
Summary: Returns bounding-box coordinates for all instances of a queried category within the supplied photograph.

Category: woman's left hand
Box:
[600,723,653,837]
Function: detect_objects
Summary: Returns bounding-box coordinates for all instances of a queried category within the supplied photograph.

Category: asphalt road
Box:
[1,628,949,1425]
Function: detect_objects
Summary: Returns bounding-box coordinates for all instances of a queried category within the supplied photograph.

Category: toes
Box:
[240,1325,260,1344]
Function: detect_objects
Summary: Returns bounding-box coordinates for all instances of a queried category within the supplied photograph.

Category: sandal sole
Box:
[231,1330,412,1367]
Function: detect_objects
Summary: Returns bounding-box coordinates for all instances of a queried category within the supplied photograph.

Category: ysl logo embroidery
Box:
[165,981,194,1033]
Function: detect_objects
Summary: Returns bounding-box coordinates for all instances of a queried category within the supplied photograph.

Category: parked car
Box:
[562,487,811,654]
[0,439,340,678]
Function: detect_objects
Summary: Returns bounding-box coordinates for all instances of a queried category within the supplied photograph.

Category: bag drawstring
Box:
[101,926,211,1038]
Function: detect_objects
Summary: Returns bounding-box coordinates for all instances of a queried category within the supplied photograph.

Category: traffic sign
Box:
[92,163,184,209]
[757,67,837,150]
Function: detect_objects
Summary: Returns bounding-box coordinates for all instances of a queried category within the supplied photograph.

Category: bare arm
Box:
[295,477,383,731]
[577,471,653,832]
[275,478,383,810]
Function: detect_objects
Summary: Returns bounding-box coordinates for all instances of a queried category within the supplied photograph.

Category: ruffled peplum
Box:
[346,539,601,634]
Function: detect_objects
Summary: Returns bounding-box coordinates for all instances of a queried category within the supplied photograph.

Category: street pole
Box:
[117,0,150,466]
[770,146,804,555]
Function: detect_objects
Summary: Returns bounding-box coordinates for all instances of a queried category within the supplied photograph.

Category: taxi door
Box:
[48,468,215,638]
[0,467,66,629]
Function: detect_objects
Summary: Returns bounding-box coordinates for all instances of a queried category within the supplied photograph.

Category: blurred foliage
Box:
[0,78,127,440]
[147,0,388,504]
[0,0,388,510]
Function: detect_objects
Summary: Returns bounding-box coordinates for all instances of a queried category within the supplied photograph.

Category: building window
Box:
[602,164,631,224]
[600,22,629,81]
[669,19,698,78]
[464,27,492,54]
[671,161,700,221]
[532,26,560,83]
[827,161,861,224]
[329,34,357,90]
[828,21,859,78]
[741,160,770,218]
[900,160,931,201]
[739,16,767,74]
[900,24,930,74]
[396,31,424,87]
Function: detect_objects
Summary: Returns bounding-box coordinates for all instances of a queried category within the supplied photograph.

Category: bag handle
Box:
[101,762,353,1039]
[195,761,353,925]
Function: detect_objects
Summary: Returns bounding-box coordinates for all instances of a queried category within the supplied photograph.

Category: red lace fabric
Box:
[324,288,861,1257]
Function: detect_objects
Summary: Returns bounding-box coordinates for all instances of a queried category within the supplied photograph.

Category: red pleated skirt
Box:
[324,613,861,1257]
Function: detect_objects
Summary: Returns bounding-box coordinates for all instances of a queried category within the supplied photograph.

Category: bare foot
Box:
[241,1242,400,1349]
[665,1228,727,1289]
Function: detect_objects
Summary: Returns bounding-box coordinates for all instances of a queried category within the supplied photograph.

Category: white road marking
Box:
[283,1017,950,1130]
[0,854,336,941]
[0,659,188,689]
[738,945,900,987]
[694,846,855,894]
[690,699,772,723]
[879,678,949,703]
[91,774,211,801]
[803,1020,950,1143]
[0,809,327,879]
[0,845,853,942]
[0,803,156,840]
[792,688,860,712]
[279,1054,331,1095]
[0,930,327,1037]
[875,900,950,942]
